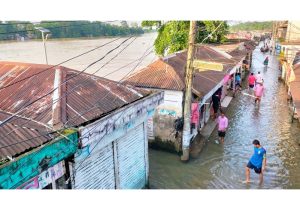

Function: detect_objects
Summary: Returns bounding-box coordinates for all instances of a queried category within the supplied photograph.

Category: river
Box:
[0,33,157,81]
[149,42,300,189]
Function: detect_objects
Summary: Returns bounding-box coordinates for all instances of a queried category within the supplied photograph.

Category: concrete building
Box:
[273,21,300,123]
[275,21,300,83]
[0,61,163,189]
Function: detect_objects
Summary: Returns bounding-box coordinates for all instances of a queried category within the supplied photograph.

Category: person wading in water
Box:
[216,110,228,144]
[245,139,267,184]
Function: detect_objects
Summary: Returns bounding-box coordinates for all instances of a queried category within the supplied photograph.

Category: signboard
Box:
[17,177,39,189]
[0,131,77,189]
[193,60,223,71]
[17,161,65,189]
[38,161,65,189]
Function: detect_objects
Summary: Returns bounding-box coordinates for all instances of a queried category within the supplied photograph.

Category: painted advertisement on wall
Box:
[17,177,39,189]
[38,161,65,189]
[17,161,65,189]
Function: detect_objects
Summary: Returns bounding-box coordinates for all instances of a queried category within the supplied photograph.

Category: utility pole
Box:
[181,21,197,162]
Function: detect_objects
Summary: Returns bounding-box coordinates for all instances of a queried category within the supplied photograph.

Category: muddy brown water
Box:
[149,42,300,189]
[0,33,157,81]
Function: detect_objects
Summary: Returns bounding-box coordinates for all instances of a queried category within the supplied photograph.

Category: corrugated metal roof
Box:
[125,45,234,98]
[211,40,256,62]
[0,61,150,158]
[64,69,149,126]
[121,59,185,91]
[0,112,54,157]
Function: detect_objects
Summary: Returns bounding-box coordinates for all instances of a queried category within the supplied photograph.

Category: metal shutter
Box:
[74,143,115,189]
[116,124,146,189]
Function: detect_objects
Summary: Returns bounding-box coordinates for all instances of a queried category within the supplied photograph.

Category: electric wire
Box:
[0,45,155,188]
[0,48,154,152]
[0,37,137,148]
[0,37,122,91]
[0,37,133,128]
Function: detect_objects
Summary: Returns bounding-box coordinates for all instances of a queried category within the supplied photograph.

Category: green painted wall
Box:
[0,130,78,189]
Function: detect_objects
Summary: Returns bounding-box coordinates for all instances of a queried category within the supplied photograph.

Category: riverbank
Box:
[0,33,154,44]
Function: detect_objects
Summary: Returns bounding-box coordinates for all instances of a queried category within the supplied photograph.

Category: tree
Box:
[150,21,229,56]
[0,21,145,41]
[141,21,161,28]
[230,21,273,32]
[121,21,129,28]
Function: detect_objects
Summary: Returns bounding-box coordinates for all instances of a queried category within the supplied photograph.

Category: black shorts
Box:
[249,84,254,88]
[247,161,262,174]
[218,131,226,137]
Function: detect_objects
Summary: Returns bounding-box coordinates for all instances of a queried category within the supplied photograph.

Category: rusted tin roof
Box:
[211,40,257,60]
[0,111,55,157]
[0,61,150,158]
[125,45,231,98]
[64,69,149,126]
[120,59,185,91]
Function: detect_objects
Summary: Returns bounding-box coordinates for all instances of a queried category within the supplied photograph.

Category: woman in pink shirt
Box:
[217,110,229,144]
[254,83,265,104]
[248,73,256,89]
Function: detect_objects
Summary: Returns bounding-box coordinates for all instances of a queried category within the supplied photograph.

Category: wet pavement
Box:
[149,42,300,189]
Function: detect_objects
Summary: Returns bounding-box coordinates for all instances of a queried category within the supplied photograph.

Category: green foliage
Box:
[141,21,161,28]
[153,21,229,56]
[230,21,273,32]
[196,21,229,44]
[0,21,144,41]
[154,21,190,55]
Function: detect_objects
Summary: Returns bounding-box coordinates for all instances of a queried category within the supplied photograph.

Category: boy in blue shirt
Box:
[245,139,267,184]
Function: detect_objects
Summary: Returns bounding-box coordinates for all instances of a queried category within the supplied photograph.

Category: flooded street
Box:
[149,42,300,189]
[0,33,157,81]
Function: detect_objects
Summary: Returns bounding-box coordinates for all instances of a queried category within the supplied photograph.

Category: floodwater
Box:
[0,33,157,81]
[149,42,300,189]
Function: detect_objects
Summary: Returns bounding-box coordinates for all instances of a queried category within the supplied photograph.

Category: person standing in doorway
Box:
[254,82,265,104]
[235,73,242,90]
[217,110,228,144]
[212,92,220,119]
[245,139,267,184]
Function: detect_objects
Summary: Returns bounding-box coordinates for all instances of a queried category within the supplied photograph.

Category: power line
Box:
[0,37,144,113]
[0,49,155,151]
[62,47,154,126]
[0,37,133,128]
[0,46,155,188]
[0,37,145,149]
[0,37,122,91]
[3,37,136,121]
[0,49,154,151]
[2,37,138,128]
[69,49,155,182]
